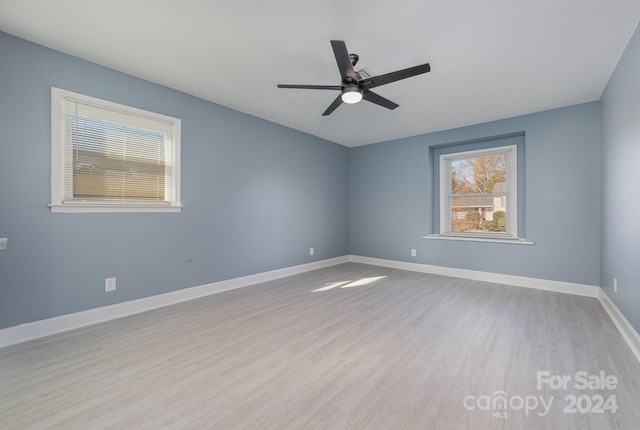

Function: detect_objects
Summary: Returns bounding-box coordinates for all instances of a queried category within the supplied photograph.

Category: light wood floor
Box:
[1,263,639,429]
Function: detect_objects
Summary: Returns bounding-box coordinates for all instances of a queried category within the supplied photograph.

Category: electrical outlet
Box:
[0,238,7,250]
[613,277,617,293]
[105,277,116,292]
[309,247,314,256]
[411,248,417,257]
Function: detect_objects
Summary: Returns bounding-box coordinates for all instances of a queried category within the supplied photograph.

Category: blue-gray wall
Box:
[349,102,600,286]
[0,32,349,330]
[2,27,639,336]
[600,23,640,332]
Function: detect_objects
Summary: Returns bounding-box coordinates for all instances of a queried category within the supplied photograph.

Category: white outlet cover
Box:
[0,238,7,250]
[105,277,116,292]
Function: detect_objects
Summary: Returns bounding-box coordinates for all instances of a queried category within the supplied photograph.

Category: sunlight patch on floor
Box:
[312,276,387,292]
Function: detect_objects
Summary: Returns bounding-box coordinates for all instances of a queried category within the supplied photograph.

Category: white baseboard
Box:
[597,289,640,363]
[0,256,349,349]
[348,255,601,297]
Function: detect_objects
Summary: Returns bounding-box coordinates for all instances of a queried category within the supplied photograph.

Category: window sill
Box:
[49,203,182,213]
[423,234,534,245]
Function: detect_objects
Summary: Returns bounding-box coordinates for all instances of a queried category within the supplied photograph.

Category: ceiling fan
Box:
[277,40,431,116]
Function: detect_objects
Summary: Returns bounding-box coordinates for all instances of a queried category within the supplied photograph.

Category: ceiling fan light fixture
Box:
[341,87,363,104]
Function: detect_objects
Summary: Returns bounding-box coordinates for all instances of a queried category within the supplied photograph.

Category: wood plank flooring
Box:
[1,263,639,429]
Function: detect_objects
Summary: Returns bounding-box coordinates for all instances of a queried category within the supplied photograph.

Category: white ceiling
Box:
[1,1,639,147]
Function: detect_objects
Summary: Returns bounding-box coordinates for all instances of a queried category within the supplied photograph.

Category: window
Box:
[51,87,181,213]
[433,134,525,242]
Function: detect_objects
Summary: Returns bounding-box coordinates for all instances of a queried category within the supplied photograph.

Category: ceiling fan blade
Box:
[277,84,343,90]
[362,90,399,110]
[359,63,431,90]
[330,40,357,83]
[322,94,343,116]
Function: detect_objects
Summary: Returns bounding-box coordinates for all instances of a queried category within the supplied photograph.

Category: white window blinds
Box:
[51,88,181,212]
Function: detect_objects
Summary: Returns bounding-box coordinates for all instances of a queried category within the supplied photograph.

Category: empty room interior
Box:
[1,1,640,429]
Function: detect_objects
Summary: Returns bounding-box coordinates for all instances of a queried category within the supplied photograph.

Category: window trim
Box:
[439,144,518,239]
[50,87,182,213]
[430,134,526,243]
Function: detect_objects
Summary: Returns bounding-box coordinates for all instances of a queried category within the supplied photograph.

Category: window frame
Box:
[430,134,526,243]
[439,144,518,239]
[50,87,182,213]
